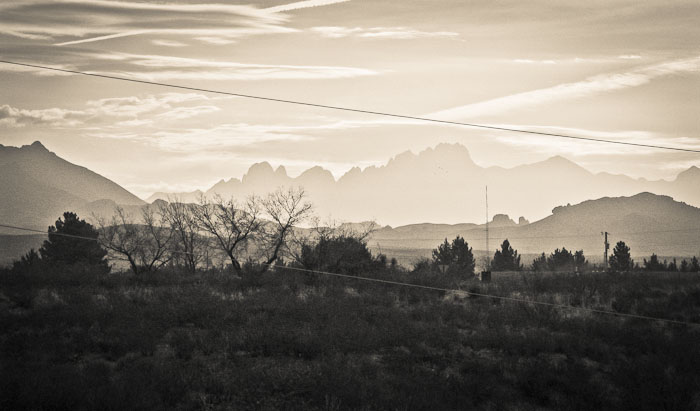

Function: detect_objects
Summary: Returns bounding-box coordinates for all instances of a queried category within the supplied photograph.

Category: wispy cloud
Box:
[88,52,379,81]
[429,56,700,120]
[264,0,351,14]
[150,39,188,48]
[0,0,291,46]
[490,125,700,156]
[91,123,317,153]
[312,26,459,39]
[156,106,221,121]
[0,104,84,127]
[0,92,220,128]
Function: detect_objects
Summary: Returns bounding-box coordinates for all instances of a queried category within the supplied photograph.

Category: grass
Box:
[1,265,699,410]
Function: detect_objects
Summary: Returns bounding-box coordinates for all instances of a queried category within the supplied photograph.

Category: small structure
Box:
[478,270,492,282]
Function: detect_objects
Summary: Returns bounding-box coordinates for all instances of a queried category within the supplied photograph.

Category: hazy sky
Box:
[1,0,699,198]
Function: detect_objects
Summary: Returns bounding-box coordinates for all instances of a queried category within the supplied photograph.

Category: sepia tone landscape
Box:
[1,1,700,410]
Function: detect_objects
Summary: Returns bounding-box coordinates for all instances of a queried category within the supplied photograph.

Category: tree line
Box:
[426,236,699,276]
[12,188,312,276]
[8,192,700,277]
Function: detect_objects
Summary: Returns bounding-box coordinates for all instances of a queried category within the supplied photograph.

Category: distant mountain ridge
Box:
[0,141,144,232]
[368,192,700,261]
[148,143,700,227]
[1,141,697,263]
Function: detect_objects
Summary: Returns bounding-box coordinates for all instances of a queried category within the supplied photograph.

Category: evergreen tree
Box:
[667,258,678,272]
[679,259,689,272]
[691,256,700,272]
[573,250,588,272]
[11,249,41,272]
[547,248,575,271]
[608,241,632,272]
[643,254,666,271]
[531,252,548,272]
[432,238,453,266]
[431,236,475,277]
[39,212,109,273]
[491,239,521,271]
[450,236,475,276]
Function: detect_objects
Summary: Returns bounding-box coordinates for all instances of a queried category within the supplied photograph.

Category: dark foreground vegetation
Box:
[2,262,700,410]
[2,209,700,410]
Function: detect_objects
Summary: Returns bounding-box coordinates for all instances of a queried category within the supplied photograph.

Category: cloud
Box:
[91,123,317,152]
[0,0,357,47]
[512,59,557,65]
[312,26,459,39]
[88,52,379,81]
[489,125,700,156]
[0,104,83,127]
[0,92,221,128]
[264,0,351,13]
[429,56,700,120]
[156,106,221,121]
[0,0,290,46]
[85,93,210,117]
[151,39,187,48]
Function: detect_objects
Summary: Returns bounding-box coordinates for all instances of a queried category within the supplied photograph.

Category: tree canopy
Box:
[491,239,521,271]
[608,241,632,272]
[432,236,475,277]
[40,211,109,273]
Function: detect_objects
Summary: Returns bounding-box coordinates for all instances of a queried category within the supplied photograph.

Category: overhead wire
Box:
[4,223,699,246]
[1,59,699,326]
[2,222,699,328]
[1,59,700,154]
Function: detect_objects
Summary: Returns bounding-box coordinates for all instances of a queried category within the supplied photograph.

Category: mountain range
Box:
[368,192,700,263]
[148,142,700,227]
[0,141,143,232]
[1,141,698,264]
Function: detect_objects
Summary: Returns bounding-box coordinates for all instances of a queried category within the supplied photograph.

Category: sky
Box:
[1,0,699,198]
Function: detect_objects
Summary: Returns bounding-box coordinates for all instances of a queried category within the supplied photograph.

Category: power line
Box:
[2,222,698,328]
[272,264,698,327]
[5,223,699,246]
[0,223,101,242]
[2,59,700,154]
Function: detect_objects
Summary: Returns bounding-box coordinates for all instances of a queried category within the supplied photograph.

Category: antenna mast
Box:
[485,185,489,267]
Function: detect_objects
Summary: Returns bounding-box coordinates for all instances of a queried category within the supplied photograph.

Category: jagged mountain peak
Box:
[275,165,288,177]
[27,141,49,151]
[541,155,583,168]
[419,142,475,163]
[490,214,516,227]
[676,165,700,182]
[242,162,275,183]
[298,166,335,182]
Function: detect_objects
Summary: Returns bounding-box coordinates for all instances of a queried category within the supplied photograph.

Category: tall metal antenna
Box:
[485,185,489,267]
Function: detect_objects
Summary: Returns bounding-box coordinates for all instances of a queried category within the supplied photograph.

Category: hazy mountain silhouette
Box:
[0,141,144,232]
[148,143,700,227]
[2,141,698,264]
[369,192,700,261]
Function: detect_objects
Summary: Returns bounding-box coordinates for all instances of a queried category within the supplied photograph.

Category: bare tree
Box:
[159,199,205,273]
[139,206,175,272]
[258,187,313,273]
[97,206,174,275]
[193,194,262,274]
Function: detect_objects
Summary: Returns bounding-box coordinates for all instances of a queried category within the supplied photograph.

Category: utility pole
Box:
[602,231,609,270]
